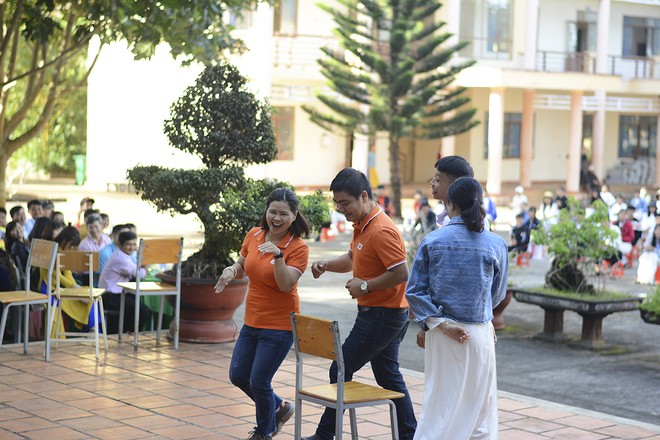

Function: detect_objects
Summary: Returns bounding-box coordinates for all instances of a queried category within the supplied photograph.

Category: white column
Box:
[523,0,539,70]
[445,0,461,48]
[352,132,370,175]
[596,0,610,74]
[520,90,534,187]
[567,91,583,194]
[655,115,660,187]
[239,4,274,98]
[592,90,606,181]
[486,88,504,195]
[441,109,456,157]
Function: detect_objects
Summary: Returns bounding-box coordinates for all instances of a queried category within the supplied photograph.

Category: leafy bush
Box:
[640,285,660,316]
[128,63,278,279]
[532,197,617,294]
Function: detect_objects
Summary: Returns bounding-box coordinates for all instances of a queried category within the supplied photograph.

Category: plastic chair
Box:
[610,261,625,278]
[117,237,183,350]
[290,313,404,440]
[53,251,108,359]
[516,252,531,267]
[0,239,58,361]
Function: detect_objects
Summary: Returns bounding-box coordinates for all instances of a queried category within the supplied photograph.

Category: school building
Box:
[85,0,660,196]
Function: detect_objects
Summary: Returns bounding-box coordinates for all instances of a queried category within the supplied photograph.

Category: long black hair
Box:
[446,177,486,233]
[259,188,310,238]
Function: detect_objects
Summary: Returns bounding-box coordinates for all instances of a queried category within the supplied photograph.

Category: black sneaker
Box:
[273,401,295,436]
[247,428,272,440]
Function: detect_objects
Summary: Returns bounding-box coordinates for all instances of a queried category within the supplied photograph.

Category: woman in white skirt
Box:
[406,177,509,440]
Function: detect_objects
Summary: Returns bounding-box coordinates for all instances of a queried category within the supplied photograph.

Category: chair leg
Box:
[335,403,343,440]
[349,408,358,440]
[98,299,108,351]
[0,305,11,351]
[173,292,180,350]
[156,295,164,342]
[294,395,302,440]
[388,401,400,440]
[93,301,100,360]
[118,292,125,343]
[53,299,61,347]
[133,293,139,350]
[23,304,29,355]
[44,303,52,362]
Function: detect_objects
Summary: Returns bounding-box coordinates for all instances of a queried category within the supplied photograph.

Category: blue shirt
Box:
[406,217,509,327]
[98,243,118,274]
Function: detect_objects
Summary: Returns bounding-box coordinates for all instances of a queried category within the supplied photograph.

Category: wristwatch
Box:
[360,280,370,293]
[274,251,285,259]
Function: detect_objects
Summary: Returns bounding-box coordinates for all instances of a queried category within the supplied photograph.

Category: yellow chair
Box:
[0,239,59,361]
[290,313,404,440]
[117,237,183,349]
[53,251,108,359]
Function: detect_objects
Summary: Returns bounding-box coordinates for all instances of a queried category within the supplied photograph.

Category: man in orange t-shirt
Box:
[303,168,417,440]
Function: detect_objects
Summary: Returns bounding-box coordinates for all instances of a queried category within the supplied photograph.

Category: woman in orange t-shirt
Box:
[215,188,310,440]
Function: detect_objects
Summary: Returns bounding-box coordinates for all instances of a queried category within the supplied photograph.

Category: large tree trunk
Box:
[0,153,7,206]
[388,134,403,220]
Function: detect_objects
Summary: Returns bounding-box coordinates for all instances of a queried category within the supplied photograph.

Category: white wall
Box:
[86,40,203,190]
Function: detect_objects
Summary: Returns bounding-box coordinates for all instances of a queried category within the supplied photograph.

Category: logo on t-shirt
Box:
[357,242,363,250]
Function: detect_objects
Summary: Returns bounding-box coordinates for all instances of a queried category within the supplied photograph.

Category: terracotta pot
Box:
[492,289,513,330]
[159,273,248,343]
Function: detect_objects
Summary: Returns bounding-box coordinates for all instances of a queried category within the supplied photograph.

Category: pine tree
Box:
[303,0,479,218]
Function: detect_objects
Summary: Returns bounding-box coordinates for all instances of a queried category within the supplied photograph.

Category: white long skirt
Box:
[636,251,658,285]
[413,322,498,440]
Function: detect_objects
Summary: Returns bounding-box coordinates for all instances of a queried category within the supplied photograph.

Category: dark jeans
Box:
[102,292,151,333]
[314,307,417,440]
[229,325,293,437]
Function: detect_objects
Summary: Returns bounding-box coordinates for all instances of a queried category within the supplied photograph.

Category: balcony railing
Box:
[272,34,340,70]
[534,50,660,80]
[460,36,513,61]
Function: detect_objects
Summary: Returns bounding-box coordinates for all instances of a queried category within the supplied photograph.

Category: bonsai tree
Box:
[532,197,617,294]
[128,63,303,279]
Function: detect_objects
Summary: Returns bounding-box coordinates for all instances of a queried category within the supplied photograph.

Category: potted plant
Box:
[511,198,642,346]
[640,286,660,325]
[127,63,329,342]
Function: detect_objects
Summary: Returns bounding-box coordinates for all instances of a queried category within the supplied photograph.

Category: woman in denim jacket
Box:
[406,177,509,440]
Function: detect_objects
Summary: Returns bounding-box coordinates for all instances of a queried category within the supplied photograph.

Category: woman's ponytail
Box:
[446,177,486,232]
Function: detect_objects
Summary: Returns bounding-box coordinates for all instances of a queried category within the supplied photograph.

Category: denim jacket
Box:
[406,217,509,328]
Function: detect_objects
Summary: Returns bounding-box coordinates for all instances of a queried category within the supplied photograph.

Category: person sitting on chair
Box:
[99,231,151,333]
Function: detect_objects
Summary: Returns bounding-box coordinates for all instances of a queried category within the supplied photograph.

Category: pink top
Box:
[79,234,112,252]
[99,248,145,294]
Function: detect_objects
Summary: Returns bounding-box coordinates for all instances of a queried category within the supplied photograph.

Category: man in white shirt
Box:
[23,199,43,239]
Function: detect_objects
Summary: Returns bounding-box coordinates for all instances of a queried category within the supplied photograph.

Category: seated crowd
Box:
[0,196,152,339]
[507,184,660,283]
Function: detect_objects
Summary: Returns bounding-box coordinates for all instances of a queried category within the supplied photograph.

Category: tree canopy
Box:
[303,0,479,218]
[0,0,259,203]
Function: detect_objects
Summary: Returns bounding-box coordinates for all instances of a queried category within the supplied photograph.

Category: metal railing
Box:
[534,50,660,80]
[272,33,340,69]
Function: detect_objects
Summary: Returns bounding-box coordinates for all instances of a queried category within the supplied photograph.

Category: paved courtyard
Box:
[0,182,658,439]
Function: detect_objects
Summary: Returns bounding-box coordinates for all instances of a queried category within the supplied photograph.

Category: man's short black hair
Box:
[9,206,23,218]
[434,156,474,179]
[330,168,372,200]
[27,199,41,209]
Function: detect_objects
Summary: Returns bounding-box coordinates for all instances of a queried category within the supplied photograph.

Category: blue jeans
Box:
[229,325,293,436]
[314,308,417,440]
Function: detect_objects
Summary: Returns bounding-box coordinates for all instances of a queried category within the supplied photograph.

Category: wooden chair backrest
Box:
[140,238,183,266]
[28,239,58,270]
[291,314,337,360]
[58,251,99,272]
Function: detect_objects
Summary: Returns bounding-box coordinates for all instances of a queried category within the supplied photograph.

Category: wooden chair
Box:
[0,239,58,361]
[290,313,404,440]
[117,237,183,350]
[53,251,108,359]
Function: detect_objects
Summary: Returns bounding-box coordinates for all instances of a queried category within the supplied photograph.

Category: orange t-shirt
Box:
[241,227,309,330]
[350,205,409,308]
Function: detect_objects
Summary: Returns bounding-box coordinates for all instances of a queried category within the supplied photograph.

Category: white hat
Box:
[515,185,524,194]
